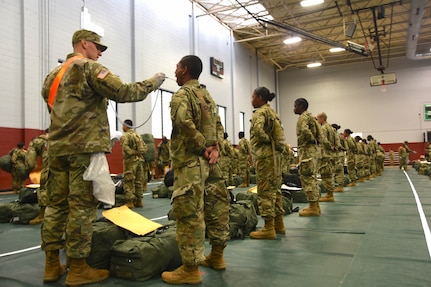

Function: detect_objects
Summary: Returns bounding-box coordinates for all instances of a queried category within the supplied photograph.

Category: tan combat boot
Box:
[29,207,45,225]
[250,218,276,240]
[161,265,202,285]
[346,181,356,187]
[65,258,109,287]
[124,200,134,209]
[200,244,226,270]
[274,214,286,235]
[299,201,320,216]
[134,197,143,208]
[334,186,344,192]
[43,250,67,283]
[319,192,335,202]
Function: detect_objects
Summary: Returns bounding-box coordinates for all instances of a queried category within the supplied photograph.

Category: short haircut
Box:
[123,119,133,127]
[180,55,203,79]
[295,98,309,110]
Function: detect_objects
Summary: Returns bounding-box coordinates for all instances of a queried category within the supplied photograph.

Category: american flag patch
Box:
[97,69,110,79]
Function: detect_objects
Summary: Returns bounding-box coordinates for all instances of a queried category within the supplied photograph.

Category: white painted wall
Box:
[1,0,430,147]
[278,57,431,145]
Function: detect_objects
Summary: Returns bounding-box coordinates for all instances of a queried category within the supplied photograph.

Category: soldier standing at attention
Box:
[344,129,357,186]
[26,129,49,224]
[316,112,337,202]
[41,29,165,286]
[162,55,229,284]
[294,98,322,216]
[121,119,147,209]
[237,131,251,187]
[249,87,285,239]
[8,142,27,194]
[331,124,346,192]
[157,136,171,177]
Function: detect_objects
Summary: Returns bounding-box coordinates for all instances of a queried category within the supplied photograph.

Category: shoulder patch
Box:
[97,68,110,79]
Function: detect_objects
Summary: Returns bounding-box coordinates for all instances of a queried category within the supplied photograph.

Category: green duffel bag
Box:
[229,200,258,240]
[10,202,40,224]
[235,191,259,215]
[87,219,131,269]
[0,202,14,223]
[0,154,12,173]
[152,183,172,199]
[114,194,127,207]
[110,224,182,281]
[141,134,156,163]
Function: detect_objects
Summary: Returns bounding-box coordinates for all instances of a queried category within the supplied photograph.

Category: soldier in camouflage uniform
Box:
[344,129,357,186]
[249,87,285,240]
[162,55,229,284]
[237,131,251,187]
[157,136,170,177]
[8,142,27,194]
[332,124,346,192]
[355,136,366,182]
[376,142,386,175]
[219,133,234,186]
[367,135,378,178]
[361,138,371,180]
[26,129,49,224]
[294,98,322,216]
[281,143,296,176]
[40,29,165,286]
[121,119,147,209]
[316,112,337,202]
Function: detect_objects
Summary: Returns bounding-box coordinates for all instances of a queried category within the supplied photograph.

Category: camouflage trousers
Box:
[298,145,319,202]
[346,152,356,182]
[319,157,335,193]
[123,159,143,202]
[37,164,49,207]
[204,163,230,245]
[238,156,250,184]
[255,154,284,219]
[172,158,209,266]
[334,154,345,187]
[11,166,26,191]
[42,154,99,258]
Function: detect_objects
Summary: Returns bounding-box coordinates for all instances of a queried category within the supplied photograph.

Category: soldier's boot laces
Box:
[65,258,109,287]
[274,214,286,234]
[200,244,226,270]
[299,201,320,216]
[161,265,202,285]
[250,218,276,240]
[44,250,67,283]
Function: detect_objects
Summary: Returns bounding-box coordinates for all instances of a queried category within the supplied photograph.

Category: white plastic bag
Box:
[83,152,115,205]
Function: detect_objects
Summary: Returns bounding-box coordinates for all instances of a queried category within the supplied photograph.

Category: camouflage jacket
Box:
[296,111,321,148]
[121,129,147,162]
[250,104,285,159]
[41,52,158,156]
[170,80,219,168]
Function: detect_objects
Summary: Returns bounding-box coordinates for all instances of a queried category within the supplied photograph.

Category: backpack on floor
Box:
[282,190,294,215]
[151,183,173,199]
[235,190,259,215]
[87,219,131,269]
[110,222,182,281]
[10,202,40,224]
[0,202,14,223]
[19,186,38,204]
[229,200,258,240]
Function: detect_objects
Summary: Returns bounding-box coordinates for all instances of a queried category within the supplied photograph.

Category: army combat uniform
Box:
[41,51,160,261]
[121,128,147,208]
[238,136,251,187]
[250,103,285,238]
[26,133,49,224]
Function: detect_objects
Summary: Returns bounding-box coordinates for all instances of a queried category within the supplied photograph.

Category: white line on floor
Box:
[403,169,431,259]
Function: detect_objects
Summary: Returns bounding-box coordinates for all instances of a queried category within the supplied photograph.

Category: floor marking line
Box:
[403,169,431,259]
[0,214,168,258]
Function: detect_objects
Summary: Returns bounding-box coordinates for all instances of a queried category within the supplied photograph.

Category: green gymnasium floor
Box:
[1,167,431,287]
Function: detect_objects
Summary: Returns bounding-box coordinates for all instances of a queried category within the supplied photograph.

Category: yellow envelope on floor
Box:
[248,186,257,193]
[102,205,162,236]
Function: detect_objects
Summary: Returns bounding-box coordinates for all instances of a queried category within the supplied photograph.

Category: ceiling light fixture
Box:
[329,47,345,53]
[307,62,322,68]
[283,36,302,44]
[300,0,324,7]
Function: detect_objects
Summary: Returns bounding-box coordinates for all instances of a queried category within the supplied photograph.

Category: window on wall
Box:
[218,105,227,132]
[239,112,245,133]
[152,89,173,139]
